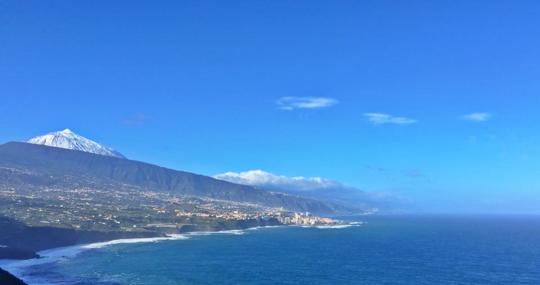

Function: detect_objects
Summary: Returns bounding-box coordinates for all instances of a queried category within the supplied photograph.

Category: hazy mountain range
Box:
[0,129,383,215]
[214,170,393,212]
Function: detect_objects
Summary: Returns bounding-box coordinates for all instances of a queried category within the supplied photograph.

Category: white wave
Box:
[187,229,246,236]
[0,234,191,284]
[246,225,285,231]
[298,221,363,230]
[0,229,244,274]
[0,223,363,284]
[216,230,245,235]
[313,224,354,229]
[0,229,243,276]
[82,235,189,249]
[0,244,83,285]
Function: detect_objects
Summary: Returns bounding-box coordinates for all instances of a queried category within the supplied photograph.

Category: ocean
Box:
[3,215,540,285]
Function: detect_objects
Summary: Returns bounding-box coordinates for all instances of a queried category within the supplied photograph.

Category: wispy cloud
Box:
[403,169,425,179]
[365,165,429,181]
[276,97,338,111]
[461,112,492,122]
[364,113,417,125]
[123,113,147,125]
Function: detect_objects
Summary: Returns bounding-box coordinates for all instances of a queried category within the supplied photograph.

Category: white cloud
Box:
[364,113,417,125]
[214,169,342,191]
[276,97,338,111]
[214,170,404,209]
[462,112,492,122]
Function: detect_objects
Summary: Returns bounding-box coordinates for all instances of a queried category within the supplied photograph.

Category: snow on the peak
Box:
[27,129,125,158]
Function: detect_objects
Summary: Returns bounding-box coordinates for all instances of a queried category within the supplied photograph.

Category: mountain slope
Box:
[0,142,348,214]
[27,129,125,158]
[215,169,385,213]
[0,268,27,285]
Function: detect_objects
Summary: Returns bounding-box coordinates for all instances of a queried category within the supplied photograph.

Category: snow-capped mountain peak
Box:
[59,128,73,134]
[27,129,125,158]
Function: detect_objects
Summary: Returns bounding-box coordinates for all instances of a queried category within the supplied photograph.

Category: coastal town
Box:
[0,172,343,235]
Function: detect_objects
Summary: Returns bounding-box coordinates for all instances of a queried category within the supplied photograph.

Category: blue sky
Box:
[1,1,540,213]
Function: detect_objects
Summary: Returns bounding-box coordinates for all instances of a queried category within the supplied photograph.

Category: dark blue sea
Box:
[7,215,540,284]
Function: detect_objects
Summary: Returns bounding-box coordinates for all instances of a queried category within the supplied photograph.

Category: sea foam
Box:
[0,229,249,279]
[300,221,364,229]
[82,235,189,249]
[0,234,191,284]
[0,222,363,284]
[185,229,246,236]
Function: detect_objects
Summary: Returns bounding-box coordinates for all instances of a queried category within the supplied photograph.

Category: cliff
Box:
[0,268,27,285]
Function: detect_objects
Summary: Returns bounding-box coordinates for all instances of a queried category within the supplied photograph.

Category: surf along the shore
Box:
[0,223,362,285]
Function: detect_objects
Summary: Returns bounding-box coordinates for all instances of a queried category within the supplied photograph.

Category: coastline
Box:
[0,234,189,284]
[0,221,361,285]
[0,225,280,285]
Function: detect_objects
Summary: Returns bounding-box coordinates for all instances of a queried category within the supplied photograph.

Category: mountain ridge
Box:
[0,142,352,214]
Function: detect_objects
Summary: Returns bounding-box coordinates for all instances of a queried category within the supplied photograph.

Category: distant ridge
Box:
[27,129,125,158]
[0,142,350,214]
[0,267,27,285]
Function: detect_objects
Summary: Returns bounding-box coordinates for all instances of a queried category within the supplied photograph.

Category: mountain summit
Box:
[27,129,125,158]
